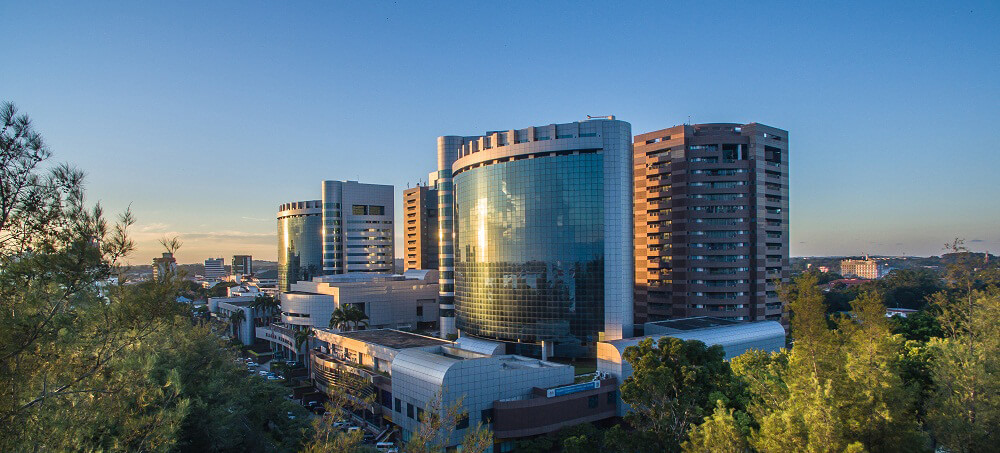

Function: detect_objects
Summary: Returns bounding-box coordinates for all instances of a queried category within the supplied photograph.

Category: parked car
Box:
[375,442,396,452]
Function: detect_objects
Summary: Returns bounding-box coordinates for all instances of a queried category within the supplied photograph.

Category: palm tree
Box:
[347,305,369,331]
[329,306,350,331]
[230,309,246,339]
[251,295,280,325]
[294,327,313,353]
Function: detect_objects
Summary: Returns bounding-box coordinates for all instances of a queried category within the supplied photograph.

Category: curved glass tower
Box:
[439,118,634,354]
[277,200,323,292]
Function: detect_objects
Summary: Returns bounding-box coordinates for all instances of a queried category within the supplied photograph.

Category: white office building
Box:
[281,270,439,331]
[321,180,395,274]
[204,257,226,280]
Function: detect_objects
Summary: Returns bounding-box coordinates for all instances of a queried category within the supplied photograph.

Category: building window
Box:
[395,398,401,413]
[416,305,423,316]
[416,408,424,422]
[381,390,392,409]
[588,395,599,409]
[407,403,414,419]
[456,414,469,429]
[607,391,616,405]
[369,205,385,215]
[352,205,368,215]
[480,408,493,424]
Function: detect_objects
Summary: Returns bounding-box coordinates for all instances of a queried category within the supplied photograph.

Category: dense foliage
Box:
[612,249,998,453]
[0,102,310,451]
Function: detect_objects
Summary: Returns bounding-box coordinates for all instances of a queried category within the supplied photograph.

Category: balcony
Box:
[646,223,670,234]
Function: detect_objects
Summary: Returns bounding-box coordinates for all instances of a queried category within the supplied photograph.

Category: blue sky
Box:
[2,1,998,263]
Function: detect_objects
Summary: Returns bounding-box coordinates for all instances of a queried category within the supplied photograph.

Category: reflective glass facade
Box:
[454,152,605,346]
[278,212,323,292]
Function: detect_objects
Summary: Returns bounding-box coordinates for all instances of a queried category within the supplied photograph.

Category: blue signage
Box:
[546,380,599,398]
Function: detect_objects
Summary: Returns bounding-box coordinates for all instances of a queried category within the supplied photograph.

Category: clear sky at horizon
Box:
[3,1,998,264]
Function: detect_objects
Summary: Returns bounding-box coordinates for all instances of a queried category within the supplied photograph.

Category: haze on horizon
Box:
[2,1,997,265]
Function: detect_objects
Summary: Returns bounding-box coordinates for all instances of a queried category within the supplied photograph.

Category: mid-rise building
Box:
[232,254,253,276]
[321,180,394,274]
[152,252,177,280]
[278,200,323,291]
[403,181,438,272]
[840,257,884,279]
[633,123,789,325]
[437,118,634,355]
[204,257,226,281]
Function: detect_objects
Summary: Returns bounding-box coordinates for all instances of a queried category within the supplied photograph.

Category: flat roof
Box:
[284,290,324,295]
[339,329,451,350]
[646,317,739,332]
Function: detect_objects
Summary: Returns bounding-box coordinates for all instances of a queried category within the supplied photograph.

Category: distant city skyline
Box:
[3,1,997,263]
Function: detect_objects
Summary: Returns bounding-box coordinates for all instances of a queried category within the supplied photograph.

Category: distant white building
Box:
[281,270,439,331]
[840,256,887,279]
[204,257,226,280]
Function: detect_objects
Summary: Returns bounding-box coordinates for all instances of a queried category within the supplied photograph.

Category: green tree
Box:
[251,294,280,323]
[346,304,369,330]
[405,392,494,453]
[682,401,750,453]
[889,309,943,342]
[0,101,311,451]
[619,336,737,452]
[924,242,1000,452]
[748,274,929,453]
[230,308,247,339]
[329,306,350,330]
[209,281,238,297]
[836,291,928,451]
[302,390,374,453]
[294,327,313,352]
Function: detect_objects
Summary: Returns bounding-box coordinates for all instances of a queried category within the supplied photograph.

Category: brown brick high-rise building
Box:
[633,123,789,325]
[403,184,439,271]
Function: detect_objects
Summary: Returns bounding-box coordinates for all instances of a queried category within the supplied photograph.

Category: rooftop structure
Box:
[337,329,451,350]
